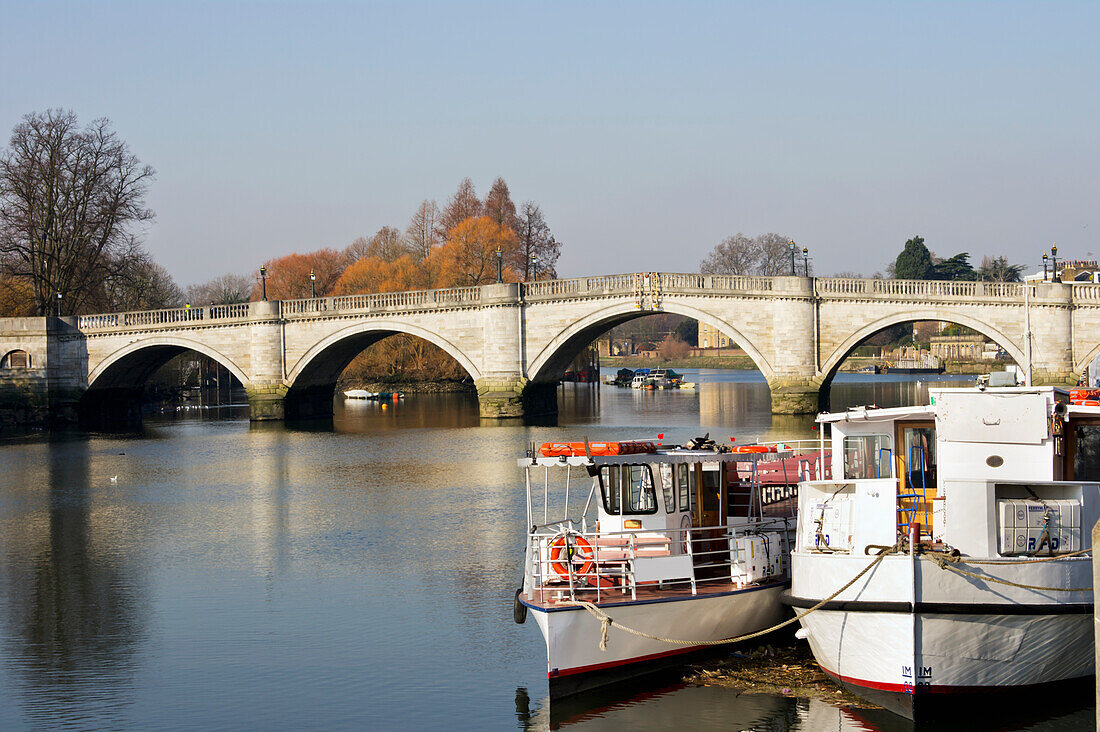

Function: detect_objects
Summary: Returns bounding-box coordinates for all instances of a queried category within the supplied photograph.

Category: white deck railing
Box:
[526,518,792,605]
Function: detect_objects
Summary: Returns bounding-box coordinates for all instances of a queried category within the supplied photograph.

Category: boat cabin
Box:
[521,441,795,603]
[803,387,1100,558]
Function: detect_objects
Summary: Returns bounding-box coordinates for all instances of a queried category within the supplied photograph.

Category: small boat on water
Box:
[515,438,797,699]
[343,389,405,400]
[786,386,1099,721]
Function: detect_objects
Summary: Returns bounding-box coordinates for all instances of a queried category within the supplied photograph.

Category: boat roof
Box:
[816,386,1100,424]
[519,448,793,468]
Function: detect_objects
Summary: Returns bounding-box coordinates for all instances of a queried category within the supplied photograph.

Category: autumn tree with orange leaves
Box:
[253,248,346,300]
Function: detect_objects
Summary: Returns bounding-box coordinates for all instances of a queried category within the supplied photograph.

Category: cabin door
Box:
[695,464,725,528]
[894,421,936,537]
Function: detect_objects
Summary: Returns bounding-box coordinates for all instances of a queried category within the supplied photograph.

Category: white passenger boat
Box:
[786,387,1099,720]
[515,438,796,699]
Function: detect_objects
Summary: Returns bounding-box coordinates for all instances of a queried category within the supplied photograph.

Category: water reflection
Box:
[0,371,1089,730]
[1,439,144,729]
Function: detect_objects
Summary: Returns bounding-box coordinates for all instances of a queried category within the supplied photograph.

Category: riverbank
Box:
[601,355,1003,374]
[335,378,474,393]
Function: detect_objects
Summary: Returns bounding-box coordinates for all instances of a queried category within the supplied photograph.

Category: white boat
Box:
[648,368,672,389]
[786,387,1099,721]
[343,389,376,399]
[515,439,796,699]
[630,374,649,389]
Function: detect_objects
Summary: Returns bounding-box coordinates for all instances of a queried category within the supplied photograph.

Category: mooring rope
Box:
[925,552,1093,592]
[560,541,901,651]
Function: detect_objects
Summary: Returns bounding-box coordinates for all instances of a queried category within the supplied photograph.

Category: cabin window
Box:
[1,350,30,369]
[844,434,893,479]
[660,463,675,513]
[599,464,658,515]
[677,464,686,510]
[1072,424,1100,481]
[700,467,721,514]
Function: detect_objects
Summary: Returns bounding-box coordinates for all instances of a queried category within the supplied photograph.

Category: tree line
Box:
[0,110,561,320]
[698,232,1025,283]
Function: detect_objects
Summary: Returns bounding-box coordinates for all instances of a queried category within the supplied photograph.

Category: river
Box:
[0,371,1092,731]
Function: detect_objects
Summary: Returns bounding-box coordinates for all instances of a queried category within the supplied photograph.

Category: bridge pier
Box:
[475,377,556,419]
[767,378,821,415]
[247,383,288,421]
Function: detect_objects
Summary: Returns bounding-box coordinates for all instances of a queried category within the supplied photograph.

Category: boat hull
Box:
[524,582,789,699]
[788,552,1095,720]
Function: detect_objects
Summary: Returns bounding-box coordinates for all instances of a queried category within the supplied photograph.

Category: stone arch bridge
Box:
[2,273,1098,425]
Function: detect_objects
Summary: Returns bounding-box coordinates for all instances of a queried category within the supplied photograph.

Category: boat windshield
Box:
[599,464,658,515]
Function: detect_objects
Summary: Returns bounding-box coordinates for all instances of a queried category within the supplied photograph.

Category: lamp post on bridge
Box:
[788,240,796,276]
[1051,245,1060,283]
[496,246,503,284]
[258,265,268,301]
[55,292,62,317]
[531,254,538,282]
[802,246,810,277]
[309,268,316,298]
[1042,253,1049,281]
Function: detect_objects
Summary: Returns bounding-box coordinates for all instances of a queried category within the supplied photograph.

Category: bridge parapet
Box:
[282,286,482,317]
[78,303,251,331]
[815,278,1028,299]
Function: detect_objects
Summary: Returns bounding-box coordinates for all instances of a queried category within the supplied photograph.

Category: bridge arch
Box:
[526,301,774,383]
[283,319,481,419]
[1074,343,1100,378]
[286,320,481,387]
[81,336,250,429]
[818,309,1025,388]
[88,336,250,390]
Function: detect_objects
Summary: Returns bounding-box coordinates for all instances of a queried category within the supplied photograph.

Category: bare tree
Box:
[438,177,482,237]
[0,110,155,314]
[369,225,405,261]
[756,233,794,276]
[699,232,795,276]
[700,233,758,275]
[404,199,440,261]
[185,273,253,304]
[344,236,372,264]
[515,201,561,279]
[101,254,183,311]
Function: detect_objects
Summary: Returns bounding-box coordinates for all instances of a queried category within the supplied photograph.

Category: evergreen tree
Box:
[893,236,935,279]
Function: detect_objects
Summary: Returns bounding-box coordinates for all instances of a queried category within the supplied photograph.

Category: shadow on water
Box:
[0,439,145,728]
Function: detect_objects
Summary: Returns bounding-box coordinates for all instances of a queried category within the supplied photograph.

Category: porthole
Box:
[986,455,1004,468]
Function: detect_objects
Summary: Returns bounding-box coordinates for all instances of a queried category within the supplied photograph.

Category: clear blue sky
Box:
[2,1,1097,286]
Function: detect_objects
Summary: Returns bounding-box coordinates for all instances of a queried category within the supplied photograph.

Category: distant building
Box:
[929,334,996,361]
[698,322,733,349]
[1025,259,1100,283]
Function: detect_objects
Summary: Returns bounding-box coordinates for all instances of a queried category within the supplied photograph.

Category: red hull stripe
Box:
[549,645,698,678]
[821,667,1089,695]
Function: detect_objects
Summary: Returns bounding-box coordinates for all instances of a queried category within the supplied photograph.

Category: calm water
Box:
[0,371,1092,731]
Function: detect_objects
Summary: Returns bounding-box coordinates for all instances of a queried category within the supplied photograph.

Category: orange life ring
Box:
[735,445,772,453]
[549,535,595,580]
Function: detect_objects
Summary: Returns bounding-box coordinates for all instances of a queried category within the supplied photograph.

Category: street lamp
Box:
[802,246,810,277]
[258,265,268,301]
[309,268,316,298]
[1051,245,1060,283]
[531,254,538,281]
[495,246,503,284]
[1042,253,1049,281]
[55,292,62,317]
[788,240,796,276]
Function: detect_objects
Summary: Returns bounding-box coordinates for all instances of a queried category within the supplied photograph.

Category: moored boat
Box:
[786,387,1099,720]
[516,438,796,699]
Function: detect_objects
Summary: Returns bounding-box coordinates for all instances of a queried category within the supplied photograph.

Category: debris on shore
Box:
[683,644,880,708]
